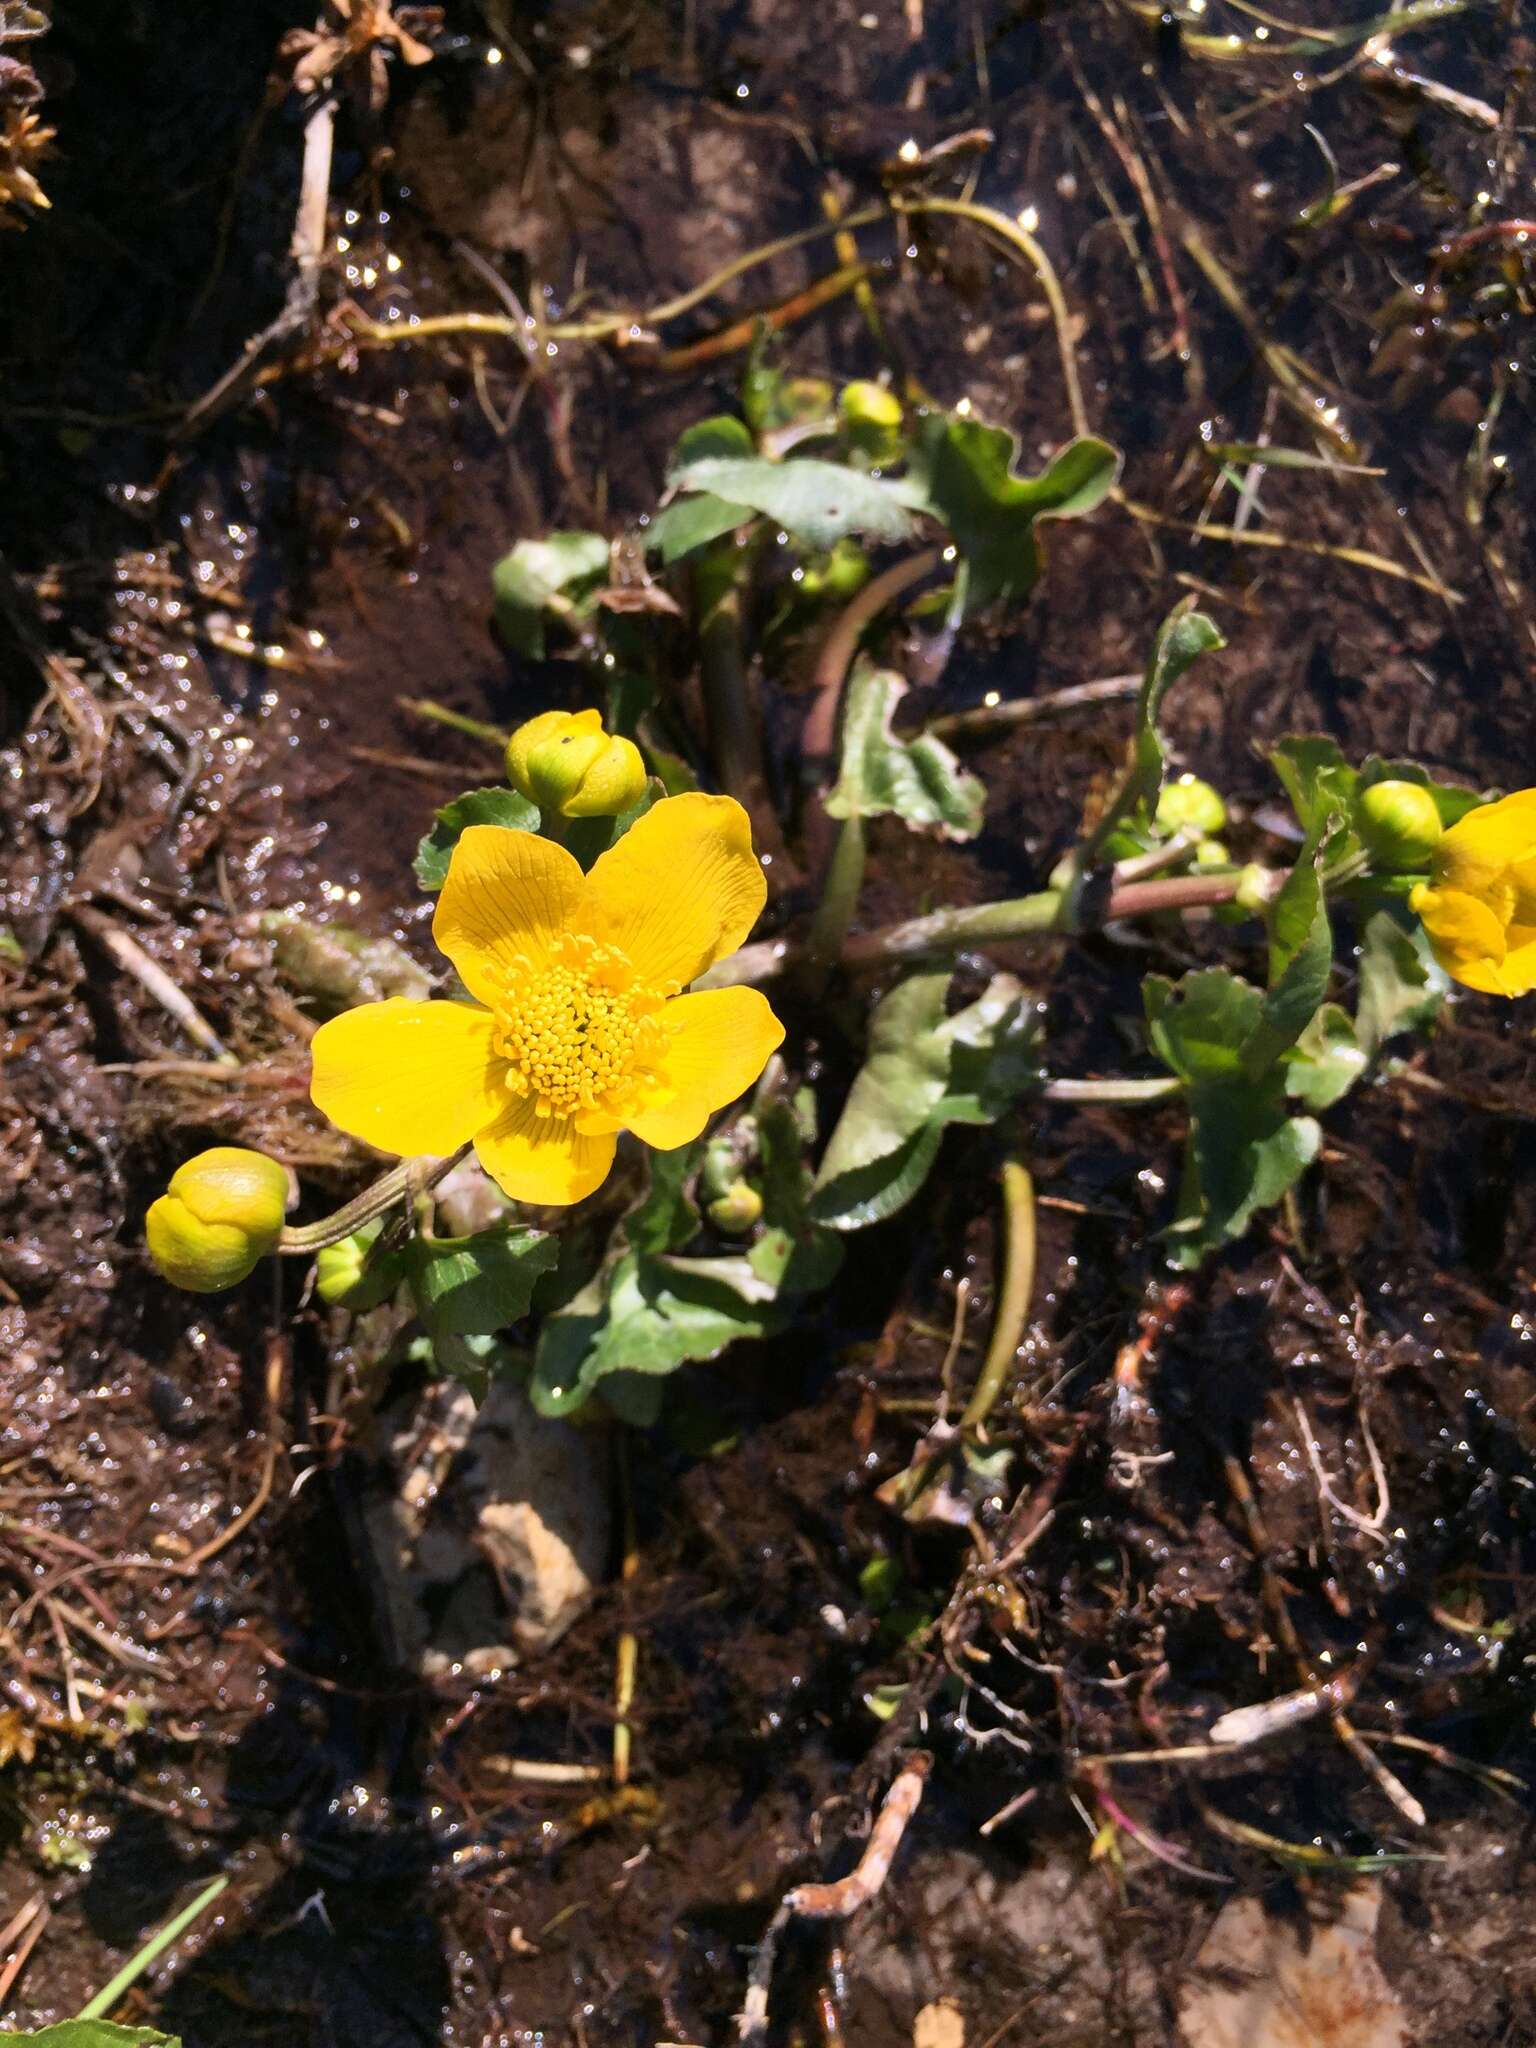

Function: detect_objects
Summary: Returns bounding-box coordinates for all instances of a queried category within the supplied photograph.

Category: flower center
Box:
[490,935,672,1122]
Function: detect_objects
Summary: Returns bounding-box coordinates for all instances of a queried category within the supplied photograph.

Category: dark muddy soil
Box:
[3,3,1536,2045]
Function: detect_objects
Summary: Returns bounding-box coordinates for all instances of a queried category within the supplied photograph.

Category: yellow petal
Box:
[1499,926,1536,997]
[1435,788,1536,894]
[433,824,586,1005]
[474,1092,617,1205]
[622,988,785,1150]
[1412,885,1509,994]
[310,999,505,1156]
[584,793,767,989]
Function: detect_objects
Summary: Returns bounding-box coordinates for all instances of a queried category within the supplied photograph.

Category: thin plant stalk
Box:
[926,672,1141,741]
[76,1873,229,2021]
[959,1158,1036,1430]
[804,814,866,989]
[1041,1077,1180,1105]
[902,197,1089,439]
[399,697,509,751]
[842,865,1281,967]
[277,1143,473,1256]
[695,538,770,812]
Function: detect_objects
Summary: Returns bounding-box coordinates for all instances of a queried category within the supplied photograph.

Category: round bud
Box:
[1355,779,1443,871]
[706,1180,764,1234]
[146,1147,289,1293]
[798,537,871,605]
[506,708,648,819]
[1155,774,1227,838]
[1233,864,1278,916]
[315,1223,401,1310]
[839,380,904,465]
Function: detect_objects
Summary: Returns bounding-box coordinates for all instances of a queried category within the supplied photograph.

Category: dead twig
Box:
[0,1897,48,2012]
[68,903,235,1063]
[180,83,337,436]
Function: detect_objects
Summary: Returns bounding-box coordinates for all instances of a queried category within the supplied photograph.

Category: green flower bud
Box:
[315,1222,401,1309]
[1233,863,1276,916]
[146,1147,289,1293]
[706,1179,763,1234]
[839,380,904,465]
[1355,779,1443,871]
[797,536,870,605]
[1155,774,1227,838]
[1193,838,1231,870]
[505,708,647,819]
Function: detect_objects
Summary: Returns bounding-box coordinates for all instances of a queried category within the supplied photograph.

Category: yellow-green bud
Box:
[1233,864,1276,916]
[1355,779,1443,870]
[505,708,647,819]
[1193,838,1231,870]
[1155,774,1227,838]
[839,380,904,465]
[706,1180,763,1234]
[798,537,870,605]
[315,1223,400,1309]
[146,1147,289,1293]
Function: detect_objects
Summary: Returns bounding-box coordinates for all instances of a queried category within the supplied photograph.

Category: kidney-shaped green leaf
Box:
[825,661,984,840]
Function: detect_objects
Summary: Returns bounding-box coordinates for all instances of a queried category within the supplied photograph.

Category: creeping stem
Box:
[694,536,771,815]
[959,1159,1037,1432]
[841,866,1284,967]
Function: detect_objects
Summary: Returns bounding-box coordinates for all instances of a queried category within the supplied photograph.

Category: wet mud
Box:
[3,3,1536,2044]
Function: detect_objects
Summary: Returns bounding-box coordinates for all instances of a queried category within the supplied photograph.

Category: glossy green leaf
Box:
[531,1249,786,1417]
[825,660,985,839]
[642,492,753,565]
[625,1140,704,1255]
[491,531,610,657]
[666,455,916,551]
[530,1092,838,1416]
[1081,601,1225,866]
[1241,820,1335,1081]
[1268,736,1359,839]
[812,970,1039,1229]
[899,418,1120,612]
[413,786,540,890]
[1356,908,1445,1051]
[6,2029,180,2048]
[1146,968,1320,1267]
[406,1227,558,1339]
[749,1098,843,1293]
[1287,1003,1367,1110]
[672,415,755,464]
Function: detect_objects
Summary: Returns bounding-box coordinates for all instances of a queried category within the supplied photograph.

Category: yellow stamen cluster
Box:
[492,935,672,1121]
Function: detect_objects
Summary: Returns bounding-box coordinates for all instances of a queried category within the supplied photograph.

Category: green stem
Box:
[1041,1076,1181,1105]
[960,1159,1037,1431]
[276,1144,472,1256]
[842,888,1066,966]
[902,198,1089,439]
[77,1873,229,2021]
[695,538,769,809]
[840,863,1287,969]
[1106,869,1278,918]
[398,697,510,751]
[804,814,866,989]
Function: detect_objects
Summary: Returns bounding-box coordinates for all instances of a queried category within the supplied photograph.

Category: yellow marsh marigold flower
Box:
[146,1147,290,1292]
[309,794,785,1204]
[1410,788,1536,998]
